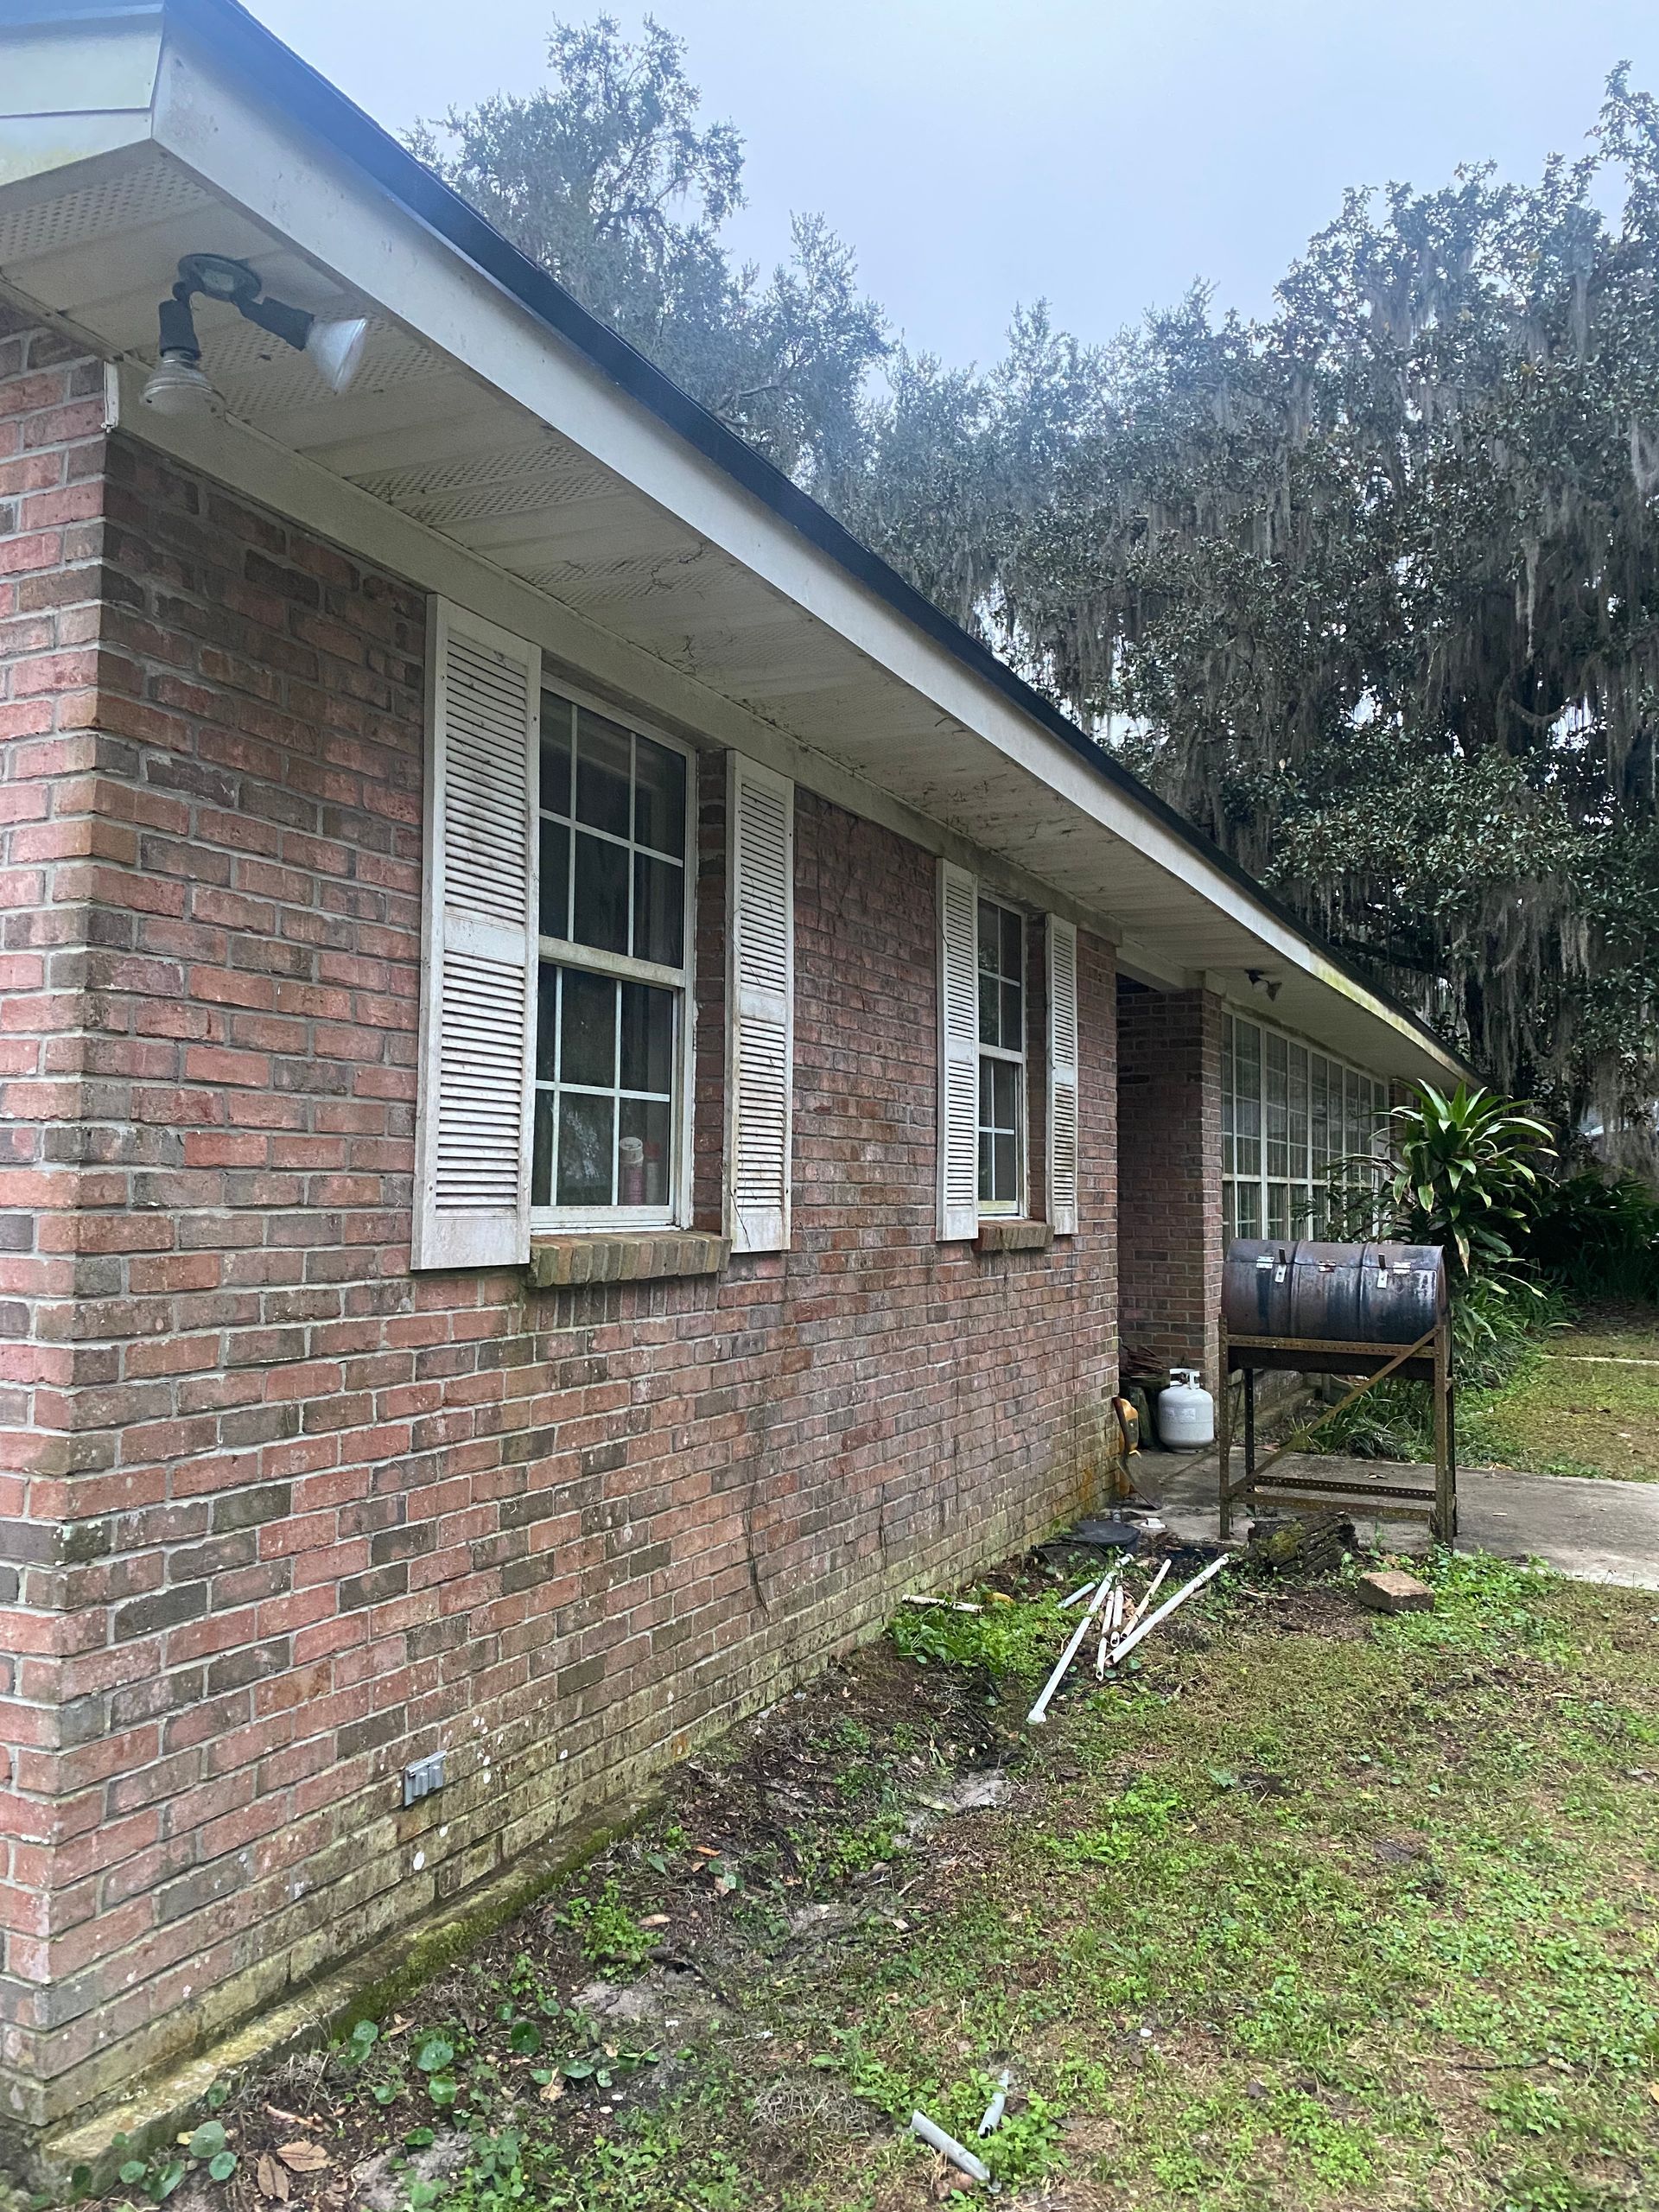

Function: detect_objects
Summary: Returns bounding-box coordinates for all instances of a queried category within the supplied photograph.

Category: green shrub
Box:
[1382,1084,1554,1281]
[1522,1169,1659,1302]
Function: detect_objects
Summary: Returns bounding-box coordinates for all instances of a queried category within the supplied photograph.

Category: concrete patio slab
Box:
[1140,1451,1659,1589]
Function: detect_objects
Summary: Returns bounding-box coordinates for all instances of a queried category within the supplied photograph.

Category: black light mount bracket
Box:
[163,254,316,355]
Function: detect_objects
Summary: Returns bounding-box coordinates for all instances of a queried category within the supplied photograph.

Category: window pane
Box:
[620,981,674,1095]
[993,1132,1018,1202]
[1288,1045,1308,1179]
[978,967,1001,1045]
[1265,1032,1288,1179]
[536,964,559,1083]
[1236,1179,1262,1237]
[620,1096,672,1206]
[1311,1058,1331,1173]
[633,734,686,856]
[1267,1182,1290,1239]
[1234,1021,1262,1174]
[539,817,569,940]
[632,852,684,966]
[977,1053,1020,1206]
[1000,979,1022,1050]
[575,709,631,835]
[573,830,629,953]
[539,698,571,816]
[556,1092,613,1206]
[560,967,615,1088]
[531,1088,555,1207]
[1001,907,1021,976]
[976,899,1000,969]
[993,1055,1020,1128]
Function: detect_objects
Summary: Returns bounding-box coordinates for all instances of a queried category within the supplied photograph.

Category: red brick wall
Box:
[0,381,1121,2146]
[1116,980,1224,1390]
[0,307,130,2149]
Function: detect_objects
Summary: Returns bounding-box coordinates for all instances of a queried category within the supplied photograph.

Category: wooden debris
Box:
[901,1595,984,1614]
[1246,1511,1357,1577]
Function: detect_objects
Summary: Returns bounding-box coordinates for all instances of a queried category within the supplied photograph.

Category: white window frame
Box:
[976,892,1027,1218]
[1222,1010,1389,1245]
[531,681,697,1236]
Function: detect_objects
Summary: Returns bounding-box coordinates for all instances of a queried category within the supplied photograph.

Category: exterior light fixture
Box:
[141,253,370,416]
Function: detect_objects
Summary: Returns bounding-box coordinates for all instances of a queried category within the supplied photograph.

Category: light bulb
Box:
[304,316,369,395]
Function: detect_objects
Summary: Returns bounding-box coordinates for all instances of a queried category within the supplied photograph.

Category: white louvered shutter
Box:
[411,600,539,1269]
[727,755,794,1253]
[937,860,980,1241]
[1046,916,1080,1236]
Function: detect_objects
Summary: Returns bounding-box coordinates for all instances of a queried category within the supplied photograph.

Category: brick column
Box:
[1116,981,1224,1391]
[0,307,121,2158]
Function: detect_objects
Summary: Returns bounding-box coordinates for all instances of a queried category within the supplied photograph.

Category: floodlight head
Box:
[304,315,370,395]
[141,350,221,416]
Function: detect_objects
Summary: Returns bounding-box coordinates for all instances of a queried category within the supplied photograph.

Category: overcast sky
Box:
[247,0,1659,366]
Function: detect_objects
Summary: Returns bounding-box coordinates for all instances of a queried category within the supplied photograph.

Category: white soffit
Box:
[0,3,1464,1084]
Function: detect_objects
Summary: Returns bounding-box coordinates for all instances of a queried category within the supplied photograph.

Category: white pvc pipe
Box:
[976,2069,1012,2137]
[1027,1568,1117,1725]
[1105,1552,1230,1668]
[910,2110,992,2183]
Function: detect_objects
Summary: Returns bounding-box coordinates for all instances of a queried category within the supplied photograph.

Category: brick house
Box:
[0,0,1466,2173]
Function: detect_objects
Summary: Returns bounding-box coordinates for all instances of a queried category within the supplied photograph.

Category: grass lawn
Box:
[1465,1306,1659,1483]
[96,1548,1659,2212]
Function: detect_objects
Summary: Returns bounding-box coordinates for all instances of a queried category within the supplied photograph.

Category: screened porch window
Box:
[1222,1014,1388,1243]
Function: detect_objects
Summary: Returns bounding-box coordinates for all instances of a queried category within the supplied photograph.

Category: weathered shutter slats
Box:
[938,859,980,1241]
[1046,915,1080,1236]
[412,600,539,1269]
[728,754,794,1253]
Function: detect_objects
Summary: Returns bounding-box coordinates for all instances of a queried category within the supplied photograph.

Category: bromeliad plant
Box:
[1383,1084,1554,1281]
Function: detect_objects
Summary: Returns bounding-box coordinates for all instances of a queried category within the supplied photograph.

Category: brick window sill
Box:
[975,1217,1054,1254]
[527,1230,730,1289]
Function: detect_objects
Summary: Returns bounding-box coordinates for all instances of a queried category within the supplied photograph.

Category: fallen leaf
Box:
[639,1913,671,1927]
[1649,2082,1659,2106]
[257,2152,290,2202]
[277,2141,331,2174]
[538,2076,565,2107]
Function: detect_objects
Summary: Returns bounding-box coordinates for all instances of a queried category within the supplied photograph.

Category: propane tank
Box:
[1157,1367,1215,1449]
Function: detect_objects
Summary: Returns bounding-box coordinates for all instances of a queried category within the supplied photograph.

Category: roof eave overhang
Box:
[0,0,1470,1087]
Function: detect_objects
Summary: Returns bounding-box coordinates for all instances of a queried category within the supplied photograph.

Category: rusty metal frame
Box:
[1218,1317,1456,1542]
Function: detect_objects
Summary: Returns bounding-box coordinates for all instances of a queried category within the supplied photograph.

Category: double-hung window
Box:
[976,896,1026,1213]
[532,690,692,1226]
